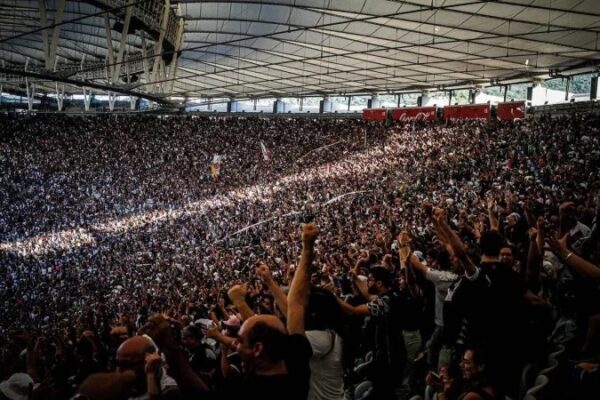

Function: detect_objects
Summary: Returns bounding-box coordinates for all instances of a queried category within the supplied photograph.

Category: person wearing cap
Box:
[337,264,407,400]
[0,373,33,400]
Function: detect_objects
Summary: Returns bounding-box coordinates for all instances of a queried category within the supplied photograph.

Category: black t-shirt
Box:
[367,292,406,368]
[442,269,491,346]
[392,286,423,332]
[220,334,312,400]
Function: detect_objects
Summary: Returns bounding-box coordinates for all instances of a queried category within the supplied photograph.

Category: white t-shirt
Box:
[305,330,344,400]
[425,267,459,327]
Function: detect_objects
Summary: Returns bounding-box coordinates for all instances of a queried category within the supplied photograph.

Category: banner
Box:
[444,104,490,120]
[391,106,436,121]
[497,101,526,121]
[362,108,387,121]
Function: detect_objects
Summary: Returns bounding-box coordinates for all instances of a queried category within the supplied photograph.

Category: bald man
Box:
[114,335,179,400]
[139,224,318,400]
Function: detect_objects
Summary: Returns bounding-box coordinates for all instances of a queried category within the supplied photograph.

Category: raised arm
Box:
[526,227,541,286]
[549,235,600,282]
[256,264,288,316]
[227,284,255,321]
[287,223,319,336]
[487,196,499,231]
[433,212,478,276]
[139,315,209,395]
[401,246,421,298]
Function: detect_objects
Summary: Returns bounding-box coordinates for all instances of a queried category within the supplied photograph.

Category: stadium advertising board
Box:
[496,101,526,121]
[391,107,437,121]
[362,108,387,121]
[444,104,490,120]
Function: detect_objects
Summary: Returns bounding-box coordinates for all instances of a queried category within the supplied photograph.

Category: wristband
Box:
[564,252,574,261]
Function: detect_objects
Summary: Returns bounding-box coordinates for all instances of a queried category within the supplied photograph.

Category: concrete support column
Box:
[227,99,240,112]
[107,92,117,111]
[417,92,431,107]
[273,98,286,113]
[368,95,380,108]
[320,96,332,113]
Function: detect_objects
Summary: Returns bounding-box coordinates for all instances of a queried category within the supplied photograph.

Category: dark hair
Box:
[370,265,393,288]
[246,321,287,362]
[467,345,488,368]
[183,324,203,340]
[435,249,452,271]
[306,287,344,333]
[479,230,504,257]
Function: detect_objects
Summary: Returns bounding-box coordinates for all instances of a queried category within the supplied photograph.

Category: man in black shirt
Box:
[338,265,407,400]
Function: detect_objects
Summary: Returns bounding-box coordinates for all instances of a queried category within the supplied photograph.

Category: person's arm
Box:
[26,336,41,383]
[487,196,499,231]
[549,235,600,282]
[349,269,375,301]
[433,213,478,276]
[227,284,255,321]
[219,343,238,378]
[526,227,541,284]
[400,246,421,298]
[287,224,319,336]
[202,325,236,350]
[144,352,162,400]
[336,297,370,316]
[256,264,288,316]
[139,314,209,394]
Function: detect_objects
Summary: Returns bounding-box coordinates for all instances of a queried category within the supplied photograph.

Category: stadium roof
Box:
[1,0,599,104]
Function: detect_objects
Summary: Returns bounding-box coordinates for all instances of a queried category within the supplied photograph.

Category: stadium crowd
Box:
[0,113,599,400]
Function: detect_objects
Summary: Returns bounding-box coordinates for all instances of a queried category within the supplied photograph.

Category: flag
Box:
[210,154,223,179]
[260,141,271,161]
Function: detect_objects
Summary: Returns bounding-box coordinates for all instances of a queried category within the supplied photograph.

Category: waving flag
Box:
[210,154,223,179]
[260,141,271,161]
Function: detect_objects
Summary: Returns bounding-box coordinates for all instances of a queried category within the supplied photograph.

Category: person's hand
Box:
[548,233,570,259]
[138,314,176,349]
[256,264,272,281]
[301,223,320,247]
[382,254,393,270]
[144,352,162,375]
[399,246,411,265]
[201,325,220,340]
[397,230,411,247]
[528,227,538,240]
[486,196,495,211]
[227,284,247,304]
[425,371,444,393]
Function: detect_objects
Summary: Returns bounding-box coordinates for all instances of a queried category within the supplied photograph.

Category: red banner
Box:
[444,104,490,120]
[362,108,387,121]
[496,101,526,121]
[391,107,437,121]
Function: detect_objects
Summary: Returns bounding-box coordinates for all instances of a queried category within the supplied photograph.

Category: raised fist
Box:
[301,223,320,247]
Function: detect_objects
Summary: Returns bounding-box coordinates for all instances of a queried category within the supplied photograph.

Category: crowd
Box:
[0,112,599,400]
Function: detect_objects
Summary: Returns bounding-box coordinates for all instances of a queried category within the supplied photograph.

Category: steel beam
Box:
[0,65,172,104]
[47,0,65,70]
[150,0,170,86]
[112,0,135,84]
